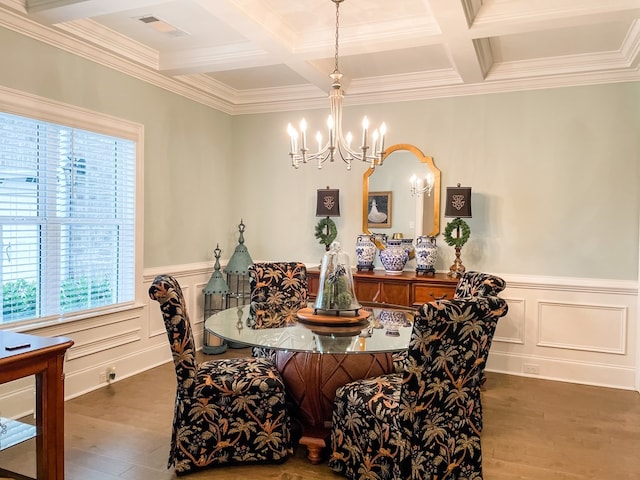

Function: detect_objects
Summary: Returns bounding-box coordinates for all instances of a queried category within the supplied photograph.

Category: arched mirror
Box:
[362,144,441,240]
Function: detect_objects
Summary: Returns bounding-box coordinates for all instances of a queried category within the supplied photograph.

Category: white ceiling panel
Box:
[2,0,638,114]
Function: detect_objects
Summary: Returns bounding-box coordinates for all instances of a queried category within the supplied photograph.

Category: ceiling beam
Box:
[193,0,329,92]
[471,0,640,38]
[426,0,489,83]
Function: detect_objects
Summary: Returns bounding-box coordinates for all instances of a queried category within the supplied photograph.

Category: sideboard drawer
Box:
[413,283,456,304]
[308,273,320,300]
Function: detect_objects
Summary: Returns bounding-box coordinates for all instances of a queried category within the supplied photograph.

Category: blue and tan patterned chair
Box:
[454,270,506,298]
[393,271,506,374]
[247,262,308,359]
[328,295,508,480]
[247,261,308,329]
[454,270,507,429]
[149,274,292,475]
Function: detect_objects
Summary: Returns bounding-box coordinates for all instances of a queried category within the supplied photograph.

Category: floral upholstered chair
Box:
[247,262,308,359]
[248,262,308,328]
[454,270,506,298]
[149,274,292,475]
[392,271,506,380]
[328,295,508,480]
[454,270,507,430]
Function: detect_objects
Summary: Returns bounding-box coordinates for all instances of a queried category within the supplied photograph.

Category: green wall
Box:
[0,26,234,268]
[1,26,639,280]
[232,84,640,280]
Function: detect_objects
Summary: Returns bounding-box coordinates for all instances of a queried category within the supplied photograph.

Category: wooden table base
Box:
[275,350,394,463]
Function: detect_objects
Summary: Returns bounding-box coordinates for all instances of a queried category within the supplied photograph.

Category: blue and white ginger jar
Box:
[379,239,408,275]
[415,235,437,274]
[355,234,376,271]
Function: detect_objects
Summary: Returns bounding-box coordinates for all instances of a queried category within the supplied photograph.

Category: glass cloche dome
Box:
[314,242,361,315]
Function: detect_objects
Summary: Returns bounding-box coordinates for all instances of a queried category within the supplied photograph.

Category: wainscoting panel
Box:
[192,280,208,329]
[487,275,637,390]
[493,298,525,345]
[0,264,636,421]
[0,264,212,419]
[66,328,142,361]
[148,297,166,338]
[537,301,627,354]
[0,381,34,422]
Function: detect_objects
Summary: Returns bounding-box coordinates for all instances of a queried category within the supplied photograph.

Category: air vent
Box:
[136,15,188,36]
[138,15,160,24]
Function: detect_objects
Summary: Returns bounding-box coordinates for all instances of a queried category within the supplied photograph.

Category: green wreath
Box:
[315,217,338,247]
[443,218,471,248]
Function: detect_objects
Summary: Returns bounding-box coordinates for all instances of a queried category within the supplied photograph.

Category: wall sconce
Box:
[409,172,434,197]
[443,184,472,277]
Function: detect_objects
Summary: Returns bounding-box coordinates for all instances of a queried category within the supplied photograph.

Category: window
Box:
[0,93,139,326]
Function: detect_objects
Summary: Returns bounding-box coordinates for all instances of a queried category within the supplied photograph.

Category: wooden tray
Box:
[296,307,371,327]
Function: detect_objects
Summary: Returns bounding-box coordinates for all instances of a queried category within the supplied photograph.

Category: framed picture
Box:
[367,191,392,228]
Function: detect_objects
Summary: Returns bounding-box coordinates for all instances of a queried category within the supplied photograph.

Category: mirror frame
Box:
[362,143,441,238]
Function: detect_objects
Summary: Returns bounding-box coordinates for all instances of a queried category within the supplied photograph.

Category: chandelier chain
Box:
[333,1,340,74]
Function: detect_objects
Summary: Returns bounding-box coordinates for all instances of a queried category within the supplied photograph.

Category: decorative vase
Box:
[355,234,376,271]
[401,238,414,260]
[415,235,437,275]
[378,309,411,336]
[374,233,388,249]
[379,239,409,275]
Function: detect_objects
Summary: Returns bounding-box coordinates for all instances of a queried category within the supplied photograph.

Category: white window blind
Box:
[0,111,136,324]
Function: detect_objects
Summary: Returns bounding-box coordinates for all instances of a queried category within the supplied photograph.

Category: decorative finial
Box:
[213,243,222,271]
[237,219,245,244]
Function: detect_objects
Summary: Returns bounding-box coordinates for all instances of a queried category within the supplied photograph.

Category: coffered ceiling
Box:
[1,0,639,114]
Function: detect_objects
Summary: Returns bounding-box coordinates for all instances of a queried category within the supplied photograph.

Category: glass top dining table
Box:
[204,303,416,354]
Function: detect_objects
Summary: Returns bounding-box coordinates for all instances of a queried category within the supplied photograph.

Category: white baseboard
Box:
[487,352,637,391]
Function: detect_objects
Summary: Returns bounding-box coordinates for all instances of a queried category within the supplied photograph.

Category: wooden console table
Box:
[0,331,74,480]
[307,268,458,307]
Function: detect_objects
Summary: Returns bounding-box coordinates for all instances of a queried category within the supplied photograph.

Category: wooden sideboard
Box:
[307,267,459,307]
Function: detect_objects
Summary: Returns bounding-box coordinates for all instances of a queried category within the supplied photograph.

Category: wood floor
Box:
[1,347,639,480]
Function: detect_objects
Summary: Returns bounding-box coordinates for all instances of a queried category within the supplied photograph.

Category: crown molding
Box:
[0,5,237,113]
[1,2,639,116]
[56,18,158,69]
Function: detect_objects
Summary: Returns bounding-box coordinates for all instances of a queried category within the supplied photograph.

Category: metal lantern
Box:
[202,244,230,354]
[223,219,253,347]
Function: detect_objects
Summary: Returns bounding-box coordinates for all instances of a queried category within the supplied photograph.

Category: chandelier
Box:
[287,0,387,170]
[409,172,435,197]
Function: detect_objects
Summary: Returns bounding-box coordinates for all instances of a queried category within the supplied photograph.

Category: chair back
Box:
[398,295,508,479]
[148,274,197,396]
[248,262,308,328]
[454,270,506,298]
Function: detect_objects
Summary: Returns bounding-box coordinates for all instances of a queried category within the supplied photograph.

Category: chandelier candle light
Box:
[409,172,435,196]
[287,0,387,170]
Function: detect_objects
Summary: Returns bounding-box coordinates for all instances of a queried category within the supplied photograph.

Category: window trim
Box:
[0,84,144,329]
